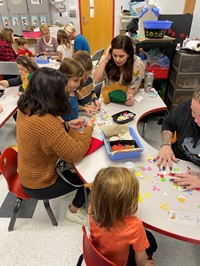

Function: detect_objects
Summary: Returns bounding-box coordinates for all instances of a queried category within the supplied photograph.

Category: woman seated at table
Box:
[37,24,58,56]
[16,67,94,225]
[93,35,145,106]
[0,28,17,80]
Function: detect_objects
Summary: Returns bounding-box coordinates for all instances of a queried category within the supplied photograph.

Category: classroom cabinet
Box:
[166,51,200,109]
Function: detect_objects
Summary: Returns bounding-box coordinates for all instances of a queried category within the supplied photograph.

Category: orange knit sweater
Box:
[16,111,93,189]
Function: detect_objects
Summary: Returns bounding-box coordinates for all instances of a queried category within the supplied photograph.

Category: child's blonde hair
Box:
[57,29,71,48]
[73,50,93,72]
[64,23,76,35]
[89,167,139,229]
[59,58,84,79]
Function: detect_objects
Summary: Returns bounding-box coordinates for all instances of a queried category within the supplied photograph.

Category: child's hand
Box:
[95,100,101,110]
[85,118,94,128]
[0,80,9,88]
[17,92,24,96]
[85,106,98,116]
[68,118,85,129]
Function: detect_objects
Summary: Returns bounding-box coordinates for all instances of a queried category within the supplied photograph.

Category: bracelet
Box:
[161,143,171,147]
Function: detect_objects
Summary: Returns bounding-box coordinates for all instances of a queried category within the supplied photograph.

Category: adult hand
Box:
[174,170,200,190]
[85,118,94,128]
[125,94,134,106]
[154,145,179,170]
[68,118,85,129]
[104,45,112,61]
[0,80,9,88]
[95,99,101,110]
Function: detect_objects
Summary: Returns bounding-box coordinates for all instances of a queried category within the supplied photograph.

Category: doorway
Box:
[79,0,115,54]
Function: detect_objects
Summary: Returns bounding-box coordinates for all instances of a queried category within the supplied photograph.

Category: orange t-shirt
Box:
[89,215,149,266]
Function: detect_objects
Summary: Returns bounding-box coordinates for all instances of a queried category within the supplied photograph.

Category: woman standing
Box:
[93,35,145,106]
[17,67,94,225]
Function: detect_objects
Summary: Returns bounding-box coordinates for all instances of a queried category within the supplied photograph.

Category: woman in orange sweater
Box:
[17,67,94,225]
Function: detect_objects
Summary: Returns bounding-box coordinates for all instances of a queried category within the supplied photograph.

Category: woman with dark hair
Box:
[0,28,17,62]
[17,67,94,225]
[93,35,145,106]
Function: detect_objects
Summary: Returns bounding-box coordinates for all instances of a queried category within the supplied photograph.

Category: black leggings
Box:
[22,170,86,208]
[126,230,157,266]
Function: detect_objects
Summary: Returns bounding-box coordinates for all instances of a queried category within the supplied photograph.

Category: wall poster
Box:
[40,16,46,25]
[31,0,42,4]
[31,16,38,26]
[12,16,19,26]
[21,16,28,27]
[2,16,9,27]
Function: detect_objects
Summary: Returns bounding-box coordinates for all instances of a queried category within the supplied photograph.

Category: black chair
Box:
[91,48,105,66]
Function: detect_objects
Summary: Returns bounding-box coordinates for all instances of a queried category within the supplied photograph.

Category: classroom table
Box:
[74,90,200,245]
[0,86,19,128]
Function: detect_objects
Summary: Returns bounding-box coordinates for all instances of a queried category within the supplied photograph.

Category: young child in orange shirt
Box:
[89,167,157,266]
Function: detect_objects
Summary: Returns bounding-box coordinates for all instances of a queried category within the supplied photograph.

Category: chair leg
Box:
[76,254,83,266]
[8,197,23,231]
[43,200,58,226]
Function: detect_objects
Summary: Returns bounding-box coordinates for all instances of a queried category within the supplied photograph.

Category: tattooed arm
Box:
[154,130,179,170]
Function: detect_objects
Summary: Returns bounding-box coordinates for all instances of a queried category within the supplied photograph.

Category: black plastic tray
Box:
[112,110,136,124]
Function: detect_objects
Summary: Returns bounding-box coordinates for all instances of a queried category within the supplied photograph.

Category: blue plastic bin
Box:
[102,127,144,161]
[143,20,172,29]
[36,56,50,64]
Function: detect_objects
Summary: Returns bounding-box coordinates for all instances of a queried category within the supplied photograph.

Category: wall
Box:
[190,0,200,37]
[52,0,186,36]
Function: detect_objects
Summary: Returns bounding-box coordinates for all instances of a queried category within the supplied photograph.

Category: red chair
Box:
[0,147,58,231]
[76,226,116,266]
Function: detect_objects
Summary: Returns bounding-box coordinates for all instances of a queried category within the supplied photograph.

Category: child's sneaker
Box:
[66,207,88,226]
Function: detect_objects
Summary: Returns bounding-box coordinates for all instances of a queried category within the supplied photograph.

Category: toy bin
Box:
[143,20,172,39]
[22,30,42,39]
[35,56,50,64]
[102,127,144,161]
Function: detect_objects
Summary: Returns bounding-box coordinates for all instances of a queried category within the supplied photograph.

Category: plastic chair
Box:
[0,147,58,231]
[76,226,116,266]
[91,48,105,66]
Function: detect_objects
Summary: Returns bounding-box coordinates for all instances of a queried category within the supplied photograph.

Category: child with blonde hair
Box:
[59,58,84,121]
[57,29,73,61]
[89,167,157,266]
[16,37,34,57]
[73,50,101,115]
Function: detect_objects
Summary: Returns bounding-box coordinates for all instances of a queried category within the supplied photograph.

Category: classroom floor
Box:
[0,116,200,266]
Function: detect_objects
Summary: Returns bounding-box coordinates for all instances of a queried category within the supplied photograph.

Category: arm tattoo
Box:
[161,130,173,145]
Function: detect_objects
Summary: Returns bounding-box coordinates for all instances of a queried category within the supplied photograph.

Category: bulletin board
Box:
[159,14,193,45]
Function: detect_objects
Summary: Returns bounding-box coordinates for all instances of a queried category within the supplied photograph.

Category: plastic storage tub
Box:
[143,20,172,29]
[143,20,172,39]
[102,127,144,161]
[35,56,50,64]
[22,30,42,39]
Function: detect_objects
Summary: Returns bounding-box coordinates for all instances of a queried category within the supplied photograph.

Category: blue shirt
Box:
[62,95,79,122]
[74,34,90,54]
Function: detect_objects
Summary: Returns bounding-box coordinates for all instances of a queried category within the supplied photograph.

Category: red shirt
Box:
[90,215,149,266]
[17,48,33,57]
[0,38,17,61]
